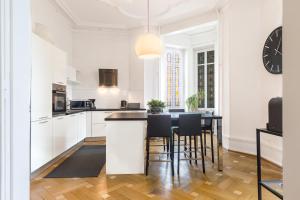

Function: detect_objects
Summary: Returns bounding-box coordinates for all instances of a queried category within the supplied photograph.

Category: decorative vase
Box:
[150,107,162,114]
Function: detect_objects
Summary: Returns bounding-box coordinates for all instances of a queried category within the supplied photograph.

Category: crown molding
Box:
[53,0,128,30]
[97,0,189,19]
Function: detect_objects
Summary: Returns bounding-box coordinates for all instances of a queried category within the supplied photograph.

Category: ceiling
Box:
[54,0,228,30]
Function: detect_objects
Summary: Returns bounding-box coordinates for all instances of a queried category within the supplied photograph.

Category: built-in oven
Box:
[52,84,66,114]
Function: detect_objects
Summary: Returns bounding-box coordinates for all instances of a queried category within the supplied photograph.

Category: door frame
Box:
[0,0,31,199]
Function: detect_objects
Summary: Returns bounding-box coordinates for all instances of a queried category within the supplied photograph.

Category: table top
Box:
[105,112,222,121]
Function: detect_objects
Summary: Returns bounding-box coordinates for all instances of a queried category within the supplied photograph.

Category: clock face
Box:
[263,26,282,74]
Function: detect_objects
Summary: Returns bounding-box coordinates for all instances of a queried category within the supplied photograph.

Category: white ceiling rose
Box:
[53,0,229,30]
[96,0,190,19]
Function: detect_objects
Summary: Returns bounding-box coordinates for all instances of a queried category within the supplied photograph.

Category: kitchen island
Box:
[105,112,223,175]
[105,112,148,174]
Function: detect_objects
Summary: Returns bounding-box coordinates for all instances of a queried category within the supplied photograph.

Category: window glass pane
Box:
[166,49,183,108]
[198,52,205,65]
[207,50,215,63]
[198,65,205,108]
[207,64,215,108]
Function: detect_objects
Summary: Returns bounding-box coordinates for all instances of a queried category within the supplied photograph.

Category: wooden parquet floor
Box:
[31,138,282,200]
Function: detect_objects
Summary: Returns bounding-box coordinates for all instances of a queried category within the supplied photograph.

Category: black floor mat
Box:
[45,145,106,178]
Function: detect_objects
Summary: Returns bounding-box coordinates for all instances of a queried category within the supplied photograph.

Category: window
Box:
[165,48,184,108]
[197,49,215,108]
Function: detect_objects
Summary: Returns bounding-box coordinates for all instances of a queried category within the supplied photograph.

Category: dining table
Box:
[105,111,223,174]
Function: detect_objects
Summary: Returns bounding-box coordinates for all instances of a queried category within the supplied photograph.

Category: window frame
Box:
[194,46,216,110]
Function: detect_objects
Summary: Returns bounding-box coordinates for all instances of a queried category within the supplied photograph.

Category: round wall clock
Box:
[262,26,282,74]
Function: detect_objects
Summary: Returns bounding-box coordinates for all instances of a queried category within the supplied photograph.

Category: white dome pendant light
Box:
[135,0,163,59]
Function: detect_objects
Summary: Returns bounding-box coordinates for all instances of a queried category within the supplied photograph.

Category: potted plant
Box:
[147,99,166,114]
[186,89,205,112]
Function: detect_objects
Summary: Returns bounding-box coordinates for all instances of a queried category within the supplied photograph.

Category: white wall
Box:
[220,0,283,165]
[283,0,300,198]
[128,28,145,105]
[72,30,130,108]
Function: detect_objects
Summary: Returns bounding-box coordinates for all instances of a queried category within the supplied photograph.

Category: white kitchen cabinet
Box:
[52,46,67,85]
[53,116,68,157]
[92,123,107,137]
[66,114,79,149]
[31,34,52,121]
[78,112,87,141]
[31,118,53,172]
[86,111,92,137]
[91,111,112,137]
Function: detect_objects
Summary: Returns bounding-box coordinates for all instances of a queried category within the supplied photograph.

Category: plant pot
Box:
[150,107,163,114]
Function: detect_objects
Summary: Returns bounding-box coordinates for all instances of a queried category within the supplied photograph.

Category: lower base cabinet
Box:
[92,123,107,137]
[53,116,68,158]
[31,118,53,172]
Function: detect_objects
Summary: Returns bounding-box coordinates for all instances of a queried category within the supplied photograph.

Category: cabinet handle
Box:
[39,116,49,120]
[104,112,112,114]
[39,120,48,124]
[57,117,64,120]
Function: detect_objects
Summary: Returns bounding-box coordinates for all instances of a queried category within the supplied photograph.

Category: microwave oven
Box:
[70,100,92,110]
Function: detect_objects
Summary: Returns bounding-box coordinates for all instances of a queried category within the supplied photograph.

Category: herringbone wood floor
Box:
[31,137,282,200]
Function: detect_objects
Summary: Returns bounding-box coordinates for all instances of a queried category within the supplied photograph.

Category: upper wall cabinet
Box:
[31,34,53,121]
[51,45,67,85]
[66,66,80,84]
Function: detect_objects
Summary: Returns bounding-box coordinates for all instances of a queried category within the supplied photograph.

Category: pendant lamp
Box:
[135,0,162,59]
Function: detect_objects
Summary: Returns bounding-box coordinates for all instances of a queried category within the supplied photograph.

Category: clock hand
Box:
[275,49,282,55]
[275,37,282,55]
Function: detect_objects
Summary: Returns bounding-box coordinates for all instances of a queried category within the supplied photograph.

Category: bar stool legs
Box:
[145,138,150,176]
[200,134,205,174]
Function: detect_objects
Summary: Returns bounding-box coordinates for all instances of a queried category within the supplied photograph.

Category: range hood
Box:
[98,69,118,87]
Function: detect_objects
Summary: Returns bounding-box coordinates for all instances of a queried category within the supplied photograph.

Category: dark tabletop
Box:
[105,112,222,121]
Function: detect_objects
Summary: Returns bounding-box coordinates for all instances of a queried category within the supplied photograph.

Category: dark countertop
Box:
[105,112,148,121]
[105,112,223,121]
[52,108,146,117]
[89,108,146,111]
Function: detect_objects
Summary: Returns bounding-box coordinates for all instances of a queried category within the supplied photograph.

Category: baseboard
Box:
[84,137,105,142]
[224,135,283,167]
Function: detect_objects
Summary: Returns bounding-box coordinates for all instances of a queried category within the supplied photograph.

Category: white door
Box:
[31,34,52,121]
[78,112,87,141]
[31,118,53,172]
[53,116,68,157]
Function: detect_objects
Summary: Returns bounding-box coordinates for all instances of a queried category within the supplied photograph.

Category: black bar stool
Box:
[146,115,174,176]
[168,109,185,152]
[174,114,205,174]
[202,111,215,163]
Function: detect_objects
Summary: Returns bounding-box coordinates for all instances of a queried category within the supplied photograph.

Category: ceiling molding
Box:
[96,0,190,19]
[51,0,228,30]
[53,0,128,30]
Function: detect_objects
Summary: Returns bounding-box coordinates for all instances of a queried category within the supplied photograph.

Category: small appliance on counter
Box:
[266,97,282,133]
[70,100,92,110]
[121,100,127,109]
[52,84,67,114]
[89,99,96,109]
